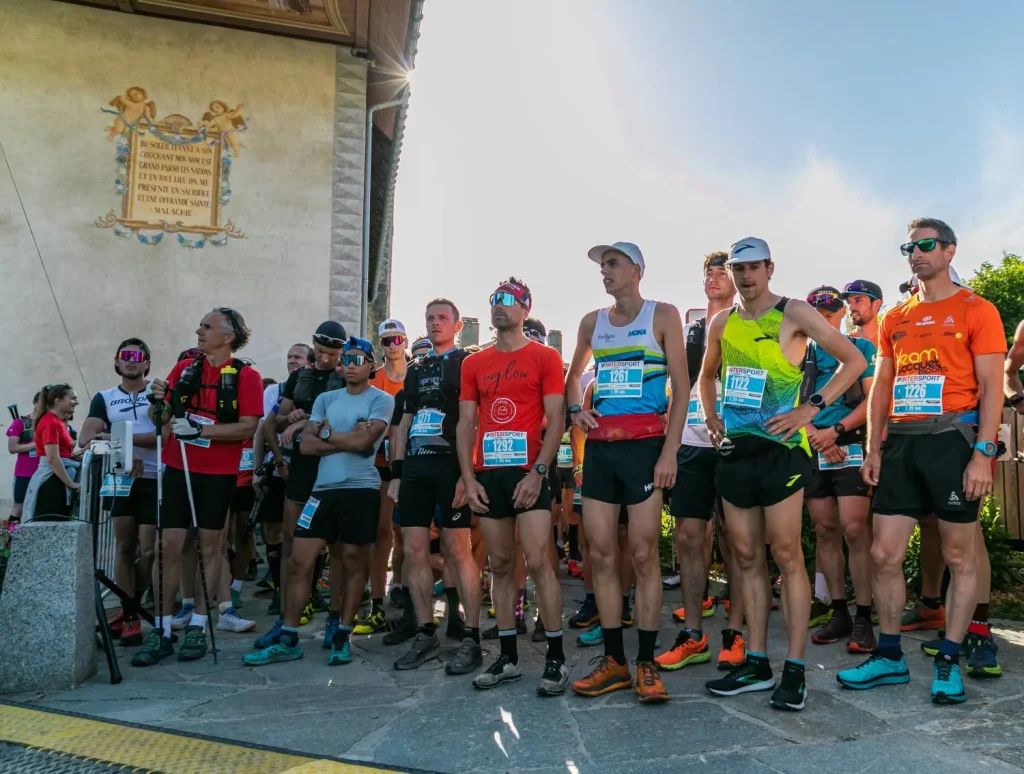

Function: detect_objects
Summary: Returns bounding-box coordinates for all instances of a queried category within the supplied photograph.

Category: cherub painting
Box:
[106,86,156,140]
[198,100,247,156]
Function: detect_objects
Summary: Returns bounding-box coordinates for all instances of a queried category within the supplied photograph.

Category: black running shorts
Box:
[581,436,664,506]
[285,454,320,505]
[231,484,256,513]
[13,476,30,505]
[873,433,979,523]
[476,467,552,519]
[104,477,158,525]
[398,454,471,529]
[259,476,287,524]
[294,487,380,545]
[716,441,812,510]
[806,462,870,500]
[161,467,236,531]
[670,445,719,520]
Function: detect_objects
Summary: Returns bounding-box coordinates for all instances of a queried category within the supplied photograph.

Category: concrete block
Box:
[0,521,95,692]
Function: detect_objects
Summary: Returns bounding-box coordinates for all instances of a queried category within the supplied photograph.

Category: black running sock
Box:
[831,598,851,619]
[603,626,626,665]
[855,604,872,621]
[568,524,579,559]
[329,610,340,621]
[499,630,518,663]
[266,543,282,588]
[545,631,565,661]
[637,629,658,662]
[921,596,942,609]
[622,593,631,613]
[420,622,437,636]
[280,627,299,647]
[444,587,459,615]
[465,626,480,643]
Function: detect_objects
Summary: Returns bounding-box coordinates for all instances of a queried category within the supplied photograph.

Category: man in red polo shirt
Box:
[133,308,263,667]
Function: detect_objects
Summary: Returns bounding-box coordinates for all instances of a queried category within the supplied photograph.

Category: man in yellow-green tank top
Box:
[698,237,866,713]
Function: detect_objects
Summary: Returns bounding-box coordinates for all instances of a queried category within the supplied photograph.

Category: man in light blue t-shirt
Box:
[243,337,393,669]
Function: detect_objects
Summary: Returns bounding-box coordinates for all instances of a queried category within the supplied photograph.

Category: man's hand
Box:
[765,404,818,442]
[512,470,542,510]
[571,409,601,431]
[706,416,726,449]
[131,454,144,479]
[68,481,81,491]
[654,449,677,489]
[464,475,490,513]
[171,416,202,441]
[280,421,307,447]
[387,477,400,504]
[806,425,838,453]
[963,453,994,501]
[862,450,881,486]
[822,445,846,465]
[150,379,168,402]
[286,409,308,425]
[453,477,467,509]
[1015,402,1024,417]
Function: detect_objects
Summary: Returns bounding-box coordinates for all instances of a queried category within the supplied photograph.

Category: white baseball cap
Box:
[377,319,407,339]
[727,237,771,265]
[588,242,646,274]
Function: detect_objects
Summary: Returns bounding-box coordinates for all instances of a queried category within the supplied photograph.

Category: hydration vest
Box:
[172,356,251,423]
[291,367,345,410]
[685,319,707,387]
[799,341,864,409]
[18,415,34,444]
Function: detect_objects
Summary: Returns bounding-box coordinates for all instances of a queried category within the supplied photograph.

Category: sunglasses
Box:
[842,281,877,299]
[900,238,951,257]
[380,336,406,348]
[313,333,345,349]
[117,350,147,363]
[807,291,842,309]
[342,353,369,366]
[490,292,524,308]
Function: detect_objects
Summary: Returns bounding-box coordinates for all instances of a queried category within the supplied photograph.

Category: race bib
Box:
[482,431,528,466]
[410,409,445,438]
[28,448,36,458]
[723,367,767,408]
[818,444,864,471]
[572,487,582,506]
[557,444,573,466]
[239,447,255,472]
[384,438,391,462]
[297,496,319,529]
[685,397,723,427]
[596,361,643,399]
[100,474,134,498]
[184,413,214,448]
[893,375,944,416]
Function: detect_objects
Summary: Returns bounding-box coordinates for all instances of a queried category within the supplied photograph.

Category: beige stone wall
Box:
[0,0,366,502]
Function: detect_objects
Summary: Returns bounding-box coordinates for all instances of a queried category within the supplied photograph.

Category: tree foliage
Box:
[966,253,1024,345]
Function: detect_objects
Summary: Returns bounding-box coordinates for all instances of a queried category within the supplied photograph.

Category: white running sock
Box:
[814,573,830,603]
[190,613,208,632]
[230,580,243,592]
[157,615,172,638]
[182,597,195,608]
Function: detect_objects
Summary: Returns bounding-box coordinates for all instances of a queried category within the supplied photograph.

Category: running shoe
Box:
[847,617,876,654]
[482,620,527,639]
[706,659,776,697]
[353,608,387,635]
[243,640,302,666]
[655,630,710,671]
[108,611,125,637]
[808,597,833,627]
[672,597,715,623]
[717,629,746,670]
[472,654,522,689]
[531,618,546,642]
[569,597,600,628]
[576,624,603,647]
[394,631,441,670]
[900,600,945,632]
[931,655,966,704]
[177,626,208,661]
[538,659,569,696]
[836,653,910,690]
[571,655,633,697]
[257,572,275,590]
[445,637,483,675]
[170,602,195,631]
[621,607,634,627]
[254,620,283,650]
[811,612,852,645]
[119,615,143,647]
[920,630,966,657]
[216,607,256,633]
[323,617,340,649]
[487,606,496,618]
[328,639,352,665]
[770,662,806,712]
[635,660,669,703]
[231,589,244,610]
[267,590,282,617]
[965,632,1002,678]
[568,560,583,578]
[662,574,680,589]
[130,630,173,667]
[299,599,316,626]
[388,586,404,609]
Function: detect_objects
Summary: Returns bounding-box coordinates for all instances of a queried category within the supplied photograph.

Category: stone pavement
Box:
[7,578,1024,774]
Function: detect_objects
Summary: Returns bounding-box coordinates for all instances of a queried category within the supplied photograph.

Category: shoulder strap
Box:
[798,341,817,405]
[685,319,706,387]
[774,297,789,314]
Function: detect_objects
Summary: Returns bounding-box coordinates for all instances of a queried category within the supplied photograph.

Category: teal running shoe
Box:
[329,639,352,665]
[231,589,244,610]
[243,641,303,666]
[966,632,1001,679]
[323,617,340,650]
[577,624,603,647]
[837,653,910,690]
[254,619,283,650]
[931,656,966,703]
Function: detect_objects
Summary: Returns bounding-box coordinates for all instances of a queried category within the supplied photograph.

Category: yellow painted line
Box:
[0,703,401,774]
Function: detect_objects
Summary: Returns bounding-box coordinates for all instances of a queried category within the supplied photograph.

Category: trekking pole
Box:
[154,402,164,639]
[179,440,218,663]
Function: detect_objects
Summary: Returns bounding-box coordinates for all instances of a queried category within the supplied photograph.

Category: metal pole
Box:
[360,88,409,338]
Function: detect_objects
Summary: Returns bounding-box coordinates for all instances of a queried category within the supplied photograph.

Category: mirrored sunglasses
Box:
[117,350,147,362]
[313,333,345,349]
[342,353,369,366]
[900,238,950,257]
[380,335,406,347]
[489,292,522,308]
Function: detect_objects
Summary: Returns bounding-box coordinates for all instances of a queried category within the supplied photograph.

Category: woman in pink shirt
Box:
[6,392,40,522]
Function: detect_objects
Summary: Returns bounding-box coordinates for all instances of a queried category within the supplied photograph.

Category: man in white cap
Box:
[699,238,864,712]
[566,241,688,704]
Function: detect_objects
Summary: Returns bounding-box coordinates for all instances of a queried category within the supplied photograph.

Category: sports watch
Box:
[833,422,847,436]
[1010,393,1024,406]
[808,393,826,410]
[319,427,332,441]
[532,463,548,476]
[974,441,998,458]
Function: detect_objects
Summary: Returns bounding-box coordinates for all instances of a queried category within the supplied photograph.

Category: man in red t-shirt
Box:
[134,308,263,667]
[457,278,569,696]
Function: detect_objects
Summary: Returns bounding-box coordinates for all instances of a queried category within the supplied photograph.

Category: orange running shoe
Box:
[717,629,746,670]
[567,560,583,578]
[571,655,633,697]
[671,597,715,623]
[635,661,670,703]
[900,600,946,632]
[655,630,710,671]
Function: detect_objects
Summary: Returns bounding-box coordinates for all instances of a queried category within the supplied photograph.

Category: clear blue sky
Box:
[391,0,1024,342]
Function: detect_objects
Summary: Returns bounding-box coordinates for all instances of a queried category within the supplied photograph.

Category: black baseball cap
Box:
[806,285,844,312]
[313,320,347,349]
[841,280,883,302]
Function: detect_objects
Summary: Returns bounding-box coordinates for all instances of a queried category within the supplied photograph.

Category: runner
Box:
[6,393,40,523]
[656,251,747,673]
[137,308,263,665]
[388,299,482,675]
[842,280,883,348]
[79,339,160,647]
[566,241,688,704]
[700,238,865,711]
[244,337,393,667]
[22,385,81,521]
[838,218,1005,705]
[457,278,569,694]
[801,286,877,653]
